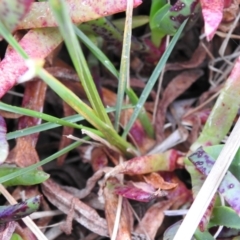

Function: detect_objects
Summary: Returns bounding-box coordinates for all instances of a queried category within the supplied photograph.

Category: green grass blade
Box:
[74,26,154,139]
[122,19,188,138]
[36,68,134,155]
[74,26,119,79]
[48,0,113,127]
[6,105,134,140]
[0,101,83,130]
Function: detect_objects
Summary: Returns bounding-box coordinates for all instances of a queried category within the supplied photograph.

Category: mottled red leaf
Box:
[118,150,184,175]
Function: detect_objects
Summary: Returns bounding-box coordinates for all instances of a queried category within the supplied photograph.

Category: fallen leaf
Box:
[165,43,207,71]
[42,179,108,236]
[104,177,133,240]
[135,200,175,239]
[155,69,203,142]
[143,172,178,190]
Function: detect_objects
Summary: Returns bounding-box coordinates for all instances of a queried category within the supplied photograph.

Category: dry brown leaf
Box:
[143,173,178,190]
[165,43,207,71]
[62,167,111,199]
[42,179,108,237]
[9,139,39,167]
[135,200,174,240]
[7,80,47,167]
[103,177,133,240]
[155,69,203,142]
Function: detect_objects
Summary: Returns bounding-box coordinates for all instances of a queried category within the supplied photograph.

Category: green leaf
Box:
[210,206,240,229]
[10,233,23,240]
[0,141,81,185]
[194,228,214,240]
[0,167,49,187]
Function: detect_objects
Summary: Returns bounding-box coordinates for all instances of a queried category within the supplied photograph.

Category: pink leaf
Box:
[200,0,224,40]
[0,116,9,164]
[0,28,62,98]
[114,182,164,202]
[17,0,142,29]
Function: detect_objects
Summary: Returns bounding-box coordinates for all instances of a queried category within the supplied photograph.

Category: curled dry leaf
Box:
[143,172,178,190]
[104,177,133,240]
[62,167,111,199]
[42,179,108,236]
[165,43,207,71]
[135,200,175,240]
[161,172,193,209]
[0,115,9,164]
[155,69,203,142]
[200,0,224,40]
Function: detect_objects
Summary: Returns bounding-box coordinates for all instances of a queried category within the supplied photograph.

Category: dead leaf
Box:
[143,173,178,190]
[42,179,108,237]
[104,177,133,240]
[135,200,174,240]
[161,172,193,209]
[165,43,207,71]
[61,167,111,199]
[155,69,203,142]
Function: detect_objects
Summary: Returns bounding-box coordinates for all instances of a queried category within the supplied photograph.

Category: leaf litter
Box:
[0,0,240,239]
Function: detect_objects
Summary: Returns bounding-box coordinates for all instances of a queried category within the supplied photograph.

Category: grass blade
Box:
[122,19,188,138]
[49,0,113,127]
